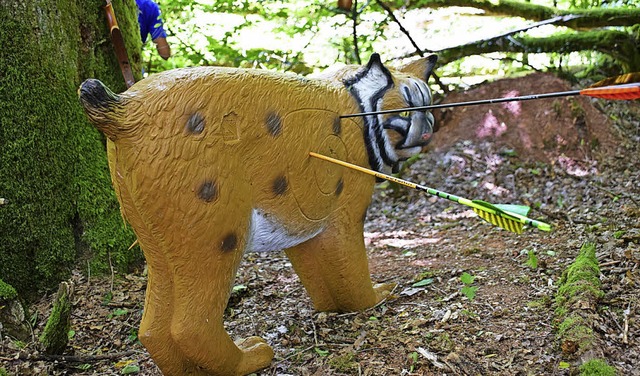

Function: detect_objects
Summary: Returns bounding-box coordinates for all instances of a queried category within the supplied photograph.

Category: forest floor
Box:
[2,73,639,375]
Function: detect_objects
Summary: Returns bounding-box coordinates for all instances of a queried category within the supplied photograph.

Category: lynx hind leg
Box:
[167,231,274,375]
[285,207,392,312]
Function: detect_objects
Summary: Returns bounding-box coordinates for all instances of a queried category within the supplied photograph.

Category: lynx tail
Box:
[78,79,131,140]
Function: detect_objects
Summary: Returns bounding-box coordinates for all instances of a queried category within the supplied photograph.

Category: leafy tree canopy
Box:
[145,0,638,86]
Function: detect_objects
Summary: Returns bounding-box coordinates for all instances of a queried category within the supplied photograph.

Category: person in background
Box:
[136,0,171,60]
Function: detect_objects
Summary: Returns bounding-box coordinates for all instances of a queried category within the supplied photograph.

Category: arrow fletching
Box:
[579,82,640,100]
[309,152,551,234]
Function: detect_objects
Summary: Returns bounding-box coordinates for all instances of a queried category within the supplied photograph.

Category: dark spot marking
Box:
[197,180,218,202]
[221,233,238,252]
[273,175,288,196]
[335,178,344,196]
[265,112,282,137]
[186,112,205,135]
[332,117,342,135]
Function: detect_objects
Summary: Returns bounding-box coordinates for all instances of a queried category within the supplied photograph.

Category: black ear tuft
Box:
[425,54,438,80]
[367,53,383,68]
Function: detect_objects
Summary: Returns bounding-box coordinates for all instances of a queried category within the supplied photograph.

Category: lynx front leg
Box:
[285,207,393,312]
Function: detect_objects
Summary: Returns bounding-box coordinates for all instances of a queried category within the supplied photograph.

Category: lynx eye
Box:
[398,111,411,118]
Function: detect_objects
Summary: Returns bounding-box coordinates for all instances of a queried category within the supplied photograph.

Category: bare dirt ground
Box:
[2,73,639,375]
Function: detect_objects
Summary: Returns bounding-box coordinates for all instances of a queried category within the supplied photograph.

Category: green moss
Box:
[579,359,616,376]
[0,279,18,300]
[555,242,603,311]
[557,316,594,352]
[0,0,141,299]
[328,352,358,372]
[554,243,604,357]
[40,282,73,355]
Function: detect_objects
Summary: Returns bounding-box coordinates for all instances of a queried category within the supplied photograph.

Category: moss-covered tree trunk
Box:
[0,0,142,299]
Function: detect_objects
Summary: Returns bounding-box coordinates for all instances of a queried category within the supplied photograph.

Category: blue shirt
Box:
[136,0,167,43]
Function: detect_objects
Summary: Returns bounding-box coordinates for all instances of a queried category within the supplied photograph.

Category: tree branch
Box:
[374,0,448,92]
[352,0,361,64]
[405,0,640,28]
[433,29,639,72]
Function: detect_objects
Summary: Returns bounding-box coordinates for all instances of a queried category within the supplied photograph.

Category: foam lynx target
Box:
[79,53,437,376]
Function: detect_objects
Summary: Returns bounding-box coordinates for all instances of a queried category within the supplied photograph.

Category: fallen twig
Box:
[13,349,139,363]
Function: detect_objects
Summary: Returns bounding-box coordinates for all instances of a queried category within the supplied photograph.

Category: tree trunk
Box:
[0,0,141,299]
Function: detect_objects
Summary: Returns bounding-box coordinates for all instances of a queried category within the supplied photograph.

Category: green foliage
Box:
[525,250,539,269]
[121,363,141,374]
[0,0,140,299]
[579,359,616,376]
[408,351,419,372]
[460,272,478,300]
[148,0,638,80]
[314,347,330,356]
[0,279,18,300]
[460,272,475,285]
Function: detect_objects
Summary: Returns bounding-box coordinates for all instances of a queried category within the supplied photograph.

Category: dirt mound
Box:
[430,73,618,163]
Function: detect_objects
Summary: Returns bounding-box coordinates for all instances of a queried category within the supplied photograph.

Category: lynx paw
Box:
[234,336,274,375]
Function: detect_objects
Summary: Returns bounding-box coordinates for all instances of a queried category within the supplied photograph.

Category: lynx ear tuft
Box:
[398,54,438,82]
[344,53,394,102]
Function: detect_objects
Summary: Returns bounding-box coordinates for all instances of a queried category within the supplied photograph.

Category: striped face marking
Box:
[344,54,395,173]
[344,54,435,173]
[382,78,435,161]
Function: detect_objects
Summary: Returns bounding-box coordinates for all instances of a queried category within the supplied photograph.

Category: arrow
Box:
[341,74,640,118]
[309,152,551,234]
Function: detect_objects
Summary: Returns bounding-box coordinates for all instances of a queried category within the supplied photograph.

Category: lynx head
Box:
[344,53,437,173]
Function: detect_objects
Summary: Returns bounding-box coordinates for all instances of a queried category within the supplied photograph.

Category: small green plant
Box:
[13,339,27,349]
[108,308,128,319]
[315,347,329,357]
[613,230,625,239]
[408,351,419,372]
[412,277,434,287]
[525,250,538,269]
[461,309,479,318]
[121,363,140,374]
[102,291,113,305]
[558,361,570,370]
[127,328,139,344]
[460,272,478,300]
[75,364,92,371]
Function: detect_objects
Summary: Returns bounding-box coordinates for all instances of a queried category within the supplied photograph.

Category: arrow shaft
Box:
[341,82,640,119]
[340,90,580,118]
[309,152,544,229]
